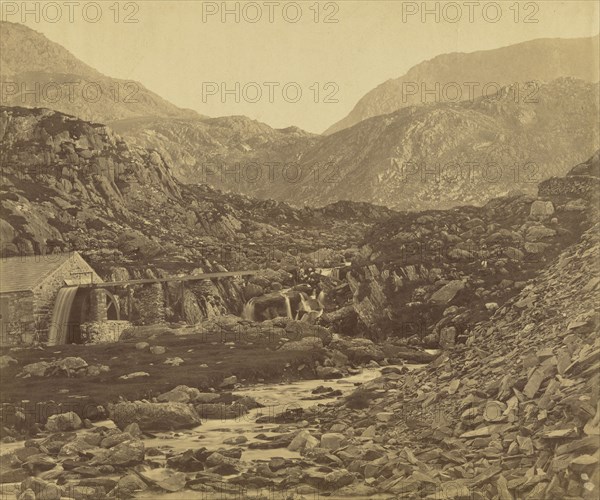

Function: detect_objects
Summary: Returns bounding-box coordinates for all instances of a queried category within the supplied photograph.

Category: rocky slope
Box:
[325,35,600,135]
[111,115,318,188]
[321,152,599,345]
[0,21,199,123]
[295,189,600,499]
[124,79,599,211]
[276,79,600,210]
[0,156,597,499]
[0,106,394,325]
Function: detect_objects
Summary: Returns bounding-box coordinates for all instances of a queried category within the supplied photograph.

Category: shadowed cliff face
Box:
[325,35,600,135]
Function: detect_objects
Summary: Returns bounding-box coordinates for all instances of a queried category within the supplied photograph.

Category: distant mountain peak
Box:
[0,21,201,123]
[324,34,600,135]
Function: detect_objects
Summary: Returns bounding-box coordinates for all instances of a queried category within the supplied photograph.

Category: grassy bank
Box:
[0,330,327,424]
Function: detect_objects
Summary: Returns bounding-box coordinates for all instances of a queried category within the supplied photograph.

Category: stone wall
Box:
[88,289,108,322]
[0,291,35,346]
[132,283,165,325]
[80,320,132,343]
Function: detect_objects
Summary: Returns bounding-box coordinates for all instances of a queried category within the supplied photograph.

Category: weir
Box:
[47,286,79,346]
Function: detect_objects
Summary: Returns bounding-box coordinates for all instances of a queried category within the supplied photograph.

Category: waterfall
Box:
[47,287,79,346]
[283,294,293,319]
[242,298,257,321]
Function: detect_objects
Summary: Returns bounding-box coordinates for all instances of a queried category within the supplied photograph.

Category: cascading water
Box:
[283,294,293,319]
[242,298,257,321]
[47,286,79,346]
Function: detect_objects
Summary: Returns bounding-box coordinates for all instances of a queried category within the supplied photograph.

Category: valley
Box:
[0,14,599,500]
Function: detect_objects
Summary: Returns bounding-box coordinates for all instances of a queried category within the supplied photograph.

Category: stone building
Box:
[0,252,117,346]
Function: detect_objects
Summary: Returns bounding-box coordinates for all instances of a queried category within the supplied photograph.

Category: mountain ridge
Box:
[0,21,202,123]
[325,34,600,135]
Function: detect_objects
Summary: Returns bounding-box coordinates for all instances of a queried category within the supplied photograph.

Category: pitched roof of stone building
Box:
[0,252,92,293]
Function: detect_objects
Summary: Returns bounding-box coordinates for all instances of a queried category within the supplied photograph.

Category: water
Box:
[0,362,429,499]
[142,368,383,461]
[47,286,79,345]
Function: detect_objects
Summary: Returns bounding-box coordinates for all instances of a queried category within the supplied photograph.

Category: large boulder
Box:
[182,289,203,325]
[109,402,201,431]
[430,280,465,305]
[45,412,82,432]
[157,385,201,404]
[328,337,385,363]
[320,433,347,451]
[529,200,555,218]
[89,438,145,466]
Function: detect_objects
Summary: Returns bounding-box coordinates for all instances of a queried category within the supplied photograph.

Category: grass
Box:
[0,331,327,423]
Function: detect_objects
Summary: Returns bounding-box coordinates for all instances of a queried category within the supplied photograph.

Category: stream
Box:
[134,363,428,499]
[1,361,431,499]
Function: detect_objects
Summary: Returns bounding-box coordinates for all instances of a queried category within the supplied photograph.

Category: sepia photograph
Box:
[0,1,599,498]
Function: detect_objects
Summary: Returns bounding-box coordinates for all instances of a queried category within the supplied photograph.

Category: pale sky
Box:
[10,0,600,133]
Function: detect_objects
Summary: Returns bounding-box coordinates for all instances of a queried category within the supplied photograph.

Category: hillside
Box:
[111,115,318,188]
[0,21,199,123]
[262,79,600,210]
[0,106,395,324]
[325,35,600,135]
[121,79,599,211]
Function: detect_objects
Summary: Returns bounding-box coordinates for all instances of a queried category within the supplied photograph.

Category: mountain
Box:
[0,21,200,123]
[267,78,599,210]
[110,115,318,188]
[5,22,599,212]
[325,35,600,135]
[119,79,599,211]
[0,106,393,270]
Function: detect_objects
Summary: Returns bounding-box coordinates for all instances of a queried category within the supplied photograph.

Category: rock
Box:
[0,355,18,368]
[117,474,148,498]
[46,411,82,432]
[182,289,203,325]
[220,375,238,388]
[20,478,61,499]
[149,346,166,355]
[164,357,184,366]
[109,401,202,431]
[376,412,394,422]
[139,468,187,492]
[288,430,319,451]
[157,385,201,403]
[55,356,88,372]
[194,393,220,403]
[21,361,52,377]
[135,342,149,350]
[323,469,355,490]
[17,490,35,500]
[439,326,457,349]
[430,280,465,304]
[329,337,384,363]
[119,371,149,380]
[530,200,555,217]
[279,337,324,351]
[316,366,343,379]
[22,453,57,472]
[526,225,556,241]
[89,438,145,466]
[124,423,143,438]
[320,433,346,451]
